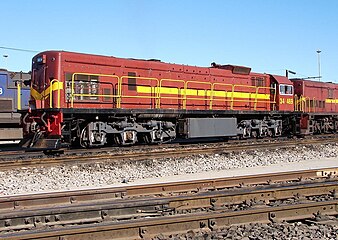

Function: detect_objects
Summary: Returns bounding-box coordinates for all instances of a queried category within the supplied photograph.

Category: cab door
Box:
[278,84,294,111]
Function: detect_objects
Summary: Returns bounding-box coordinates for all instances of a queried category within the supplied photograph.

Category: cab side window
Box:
[279,84,293,95]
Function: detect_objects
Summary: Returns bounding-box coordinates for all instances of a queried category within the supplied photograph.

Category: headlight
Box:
[36,56,43,63]
[36,55,46,64]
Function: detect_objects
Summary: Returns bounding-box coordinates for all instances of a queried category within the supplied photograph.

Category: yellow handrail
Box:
[210,82,233,110]
[294,95,299,111]
[17,81,21,110]
[71,73,120,108]
[184,80,212,109]
[301,96,307,112]
[120,76,160,108]
[49,79,61,108]
[232,84,259,110]
[312,97,316,112]
[68,73,277,112]
[159,78,186,109]
[255,86,274,110]
[303,96,310,112]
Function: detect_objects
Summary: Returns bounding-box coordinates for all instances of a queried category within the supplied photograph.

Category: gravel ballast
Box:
[0,143,338,196]
[154,222,338,240]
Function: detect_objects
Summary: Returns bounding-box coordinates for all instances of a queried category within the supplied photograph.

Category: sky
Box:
[1,0,337,81]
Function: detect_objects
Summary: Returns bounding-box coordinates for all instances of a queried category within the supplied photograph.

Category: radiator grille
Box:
[0,99,13,111]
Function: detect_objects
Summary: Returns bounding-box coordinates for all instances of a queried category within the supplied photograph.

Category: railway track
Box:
[0,167,337,239]
[0,133,337,158]
[9,200,337,240]
[0,135,337,170]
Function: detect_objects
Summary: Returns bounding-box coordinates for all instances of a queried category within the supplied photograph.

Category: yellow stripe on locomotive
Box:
[136,86,270,100]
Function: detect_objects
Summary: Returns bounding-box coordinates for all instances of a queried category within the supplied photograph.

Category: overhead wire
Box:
[0,46,39,53]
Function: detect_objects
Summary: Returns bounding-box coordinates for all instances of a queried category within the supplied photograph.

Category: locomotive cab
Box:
[270,75,294,111]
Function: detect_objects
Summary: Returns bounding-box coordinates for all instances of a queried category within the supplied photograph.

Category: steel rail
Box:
[1,136,338,170]
[1,167,337,212]
[1,193,337,239]
[0,170,337,235]
[0,133,336,158]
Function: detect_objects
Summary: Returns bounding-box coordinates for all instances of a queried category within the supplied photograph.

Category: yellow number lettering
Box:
[287,98,293,104]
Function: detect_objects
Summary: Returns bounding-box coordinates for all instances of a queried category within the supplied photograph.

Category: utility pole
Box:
[286,69,296,78]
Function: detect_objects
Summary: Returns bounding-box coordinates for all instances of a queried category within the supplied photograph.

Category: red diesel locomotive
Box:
[20,51,338,150]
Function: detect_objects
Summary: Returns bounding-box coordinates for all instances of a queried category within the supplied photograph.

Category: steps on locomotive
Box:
[61,119,72,146]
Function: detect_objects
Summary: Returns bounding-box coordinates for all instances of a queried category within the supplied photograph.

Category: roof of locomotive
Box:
[271,75,292,85]
[290,78,337,86]
[33,50,264,76]
[0,69,30,78]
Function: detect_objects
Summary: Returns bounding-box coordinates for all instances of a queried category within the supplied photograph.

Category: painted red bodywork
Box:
[26,50,338,140]
[30,51,275,112]
[292,79,338,112]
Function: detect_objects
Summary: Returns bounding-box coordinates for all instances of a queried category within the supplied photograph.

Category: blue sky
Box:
[1,0,337,81]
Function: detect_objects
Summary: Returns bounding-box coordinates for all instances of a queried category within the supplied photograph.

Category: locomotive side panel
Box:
[292,79,338,113]
[22,51,287,150]
[32,51,276,113]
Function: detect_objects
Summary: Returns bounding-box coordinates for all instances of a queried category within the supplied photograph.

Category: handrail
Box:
[295,95,308,112]
[184,80,212,109]
[294,95,299,111]
[232,84,262,110]
[312,97,316,112]
[120,76,160,108]
[255,86,273,110]
[71,73,120,108]
[304,96,310,112]
[68,73,276,111]
[49,79,61,108]
[301,95,307,112]
[17,81,21,110]
[210,82,234,110]
[159,78,186,109]
[272,85,277,111]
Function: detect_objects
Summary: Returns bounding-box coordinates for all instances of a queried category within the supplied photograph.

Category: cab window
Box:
[279,84,293,96]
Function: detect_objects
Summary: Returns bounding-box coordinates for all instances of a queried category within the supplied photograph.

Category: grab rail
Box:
[17,81,21,110]
[71,73,120,108]
[49,79,62,108]
[68,73,276,111]
[120,76,160,108]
